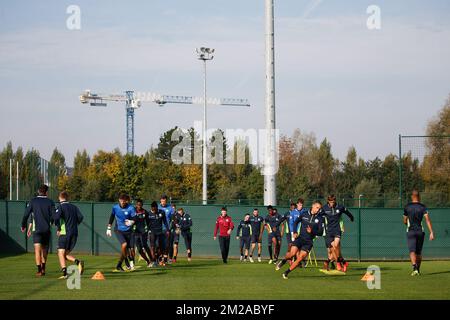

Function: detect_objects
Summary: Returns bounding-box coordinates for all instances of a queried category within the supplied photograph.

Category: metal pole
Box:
[16,161,19,200]
[202,60,208,205]
[264,0,277,206]
[399,134,402,208]
[358,207,362,262]
[9,159,12,201]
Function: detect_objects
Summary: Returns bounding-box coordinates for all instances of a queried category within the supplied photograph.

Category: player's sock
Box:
[62,267,67,277]
[412,264,417,271]
[278,259,287,268]
[163,256,168,263]
[124,258,130,268]
[258,254,261,258]
[188,252,192,258]
[244,255,248,260]
[268,246,273,260]
[41,263,46,273]
[37,265,42,273]
[116,261,123,270]
[75,259,80,265]
[284,268,291,275]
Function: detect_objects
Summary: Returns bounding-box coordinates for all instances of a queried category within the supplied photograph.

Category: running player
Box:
[249,208,264,263]
[106,193,136,272]
[158,195,174,264]
[322,194,354,272]
[403,190,434,276]
[53,191,85,279]
[276,200,325,279]
[148,201,170,267]
[278,199,305,254]
[264,206,284,264]
[172,208,193,262]
[21,184,55,276]
[236,214,252,262]
[132,199,152,267]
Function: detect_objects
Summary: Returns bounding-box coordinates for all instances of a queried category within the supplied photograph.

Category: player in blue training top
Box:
[277,199,306,257]
[158,194,174,264]
[106,193,136,272]
[403,190,434,276]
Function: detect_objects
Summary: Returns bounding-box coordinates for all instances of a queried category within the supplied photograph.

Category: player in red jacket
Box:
[214,207,234,263]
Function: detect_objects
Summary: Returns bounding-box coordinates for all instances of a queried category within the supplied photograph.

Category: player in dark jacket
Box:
[403,190,434,276]
[21,185,56,276]
[276,200,325,279]
[236,214,252,262]
[53,191,84,279]
[171,208,193,262]
[322,194,354,272]
[148,201,170,267]
[264,206,284,264]
[132,199,152,267]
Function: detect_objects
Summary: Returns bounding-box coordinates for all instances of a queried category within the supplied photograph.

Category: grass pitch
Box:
[0,254,449,300]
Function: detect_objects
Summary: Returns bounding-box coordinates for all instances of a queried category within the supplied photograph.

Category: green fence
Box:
[0,200,449,260]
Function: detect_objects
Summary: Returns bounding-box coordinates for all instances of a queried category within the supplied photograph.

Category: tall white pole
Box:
[9,159,12,201]
[264,0,277,206]
[16,161,19,200]
[202,60,208,205]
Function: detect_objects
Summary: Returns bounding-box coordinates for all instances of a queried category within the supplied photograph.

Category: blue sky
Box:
[1,0,449,165]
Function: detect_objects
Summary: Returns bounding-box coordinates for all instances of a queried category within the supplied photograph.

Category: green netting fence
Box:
[1,201,449,260]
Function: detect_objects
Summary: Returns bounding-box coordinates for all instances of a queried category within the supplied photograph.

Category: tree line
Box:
[0,97,448,207]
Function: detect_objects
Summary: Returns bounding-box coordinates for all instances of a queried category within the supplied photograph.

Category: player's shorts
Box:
[134,232,149,251]
[149,231,165,248]
[239,236,251,250]
[33,231,50,246]
[115,230,133,248]
[268,232,281,244]
[407,230,425,254]
[325,231,341,248]
[58,234,77,251]
[292,237,313,253]
[251,233,262,244]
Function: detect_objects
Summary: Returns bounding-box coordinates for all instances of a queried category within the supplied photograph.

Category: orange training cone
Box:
[91,271,105,280]
[361,272,375,281]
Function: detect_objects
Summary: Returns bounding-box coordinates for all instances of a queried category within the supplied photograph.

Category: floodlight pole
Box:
[264,0,277,206]
[197,47,214,205]
[202,59,208,205]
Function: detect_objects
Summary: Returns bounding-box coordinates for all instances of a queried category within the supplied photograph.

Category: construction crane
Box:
[79,89,250,155]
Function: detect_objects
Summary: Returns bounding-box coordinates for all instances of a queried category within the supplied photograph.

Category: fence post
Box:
[358,207,362,262]
[5,200,9,236]
[91,202,95,255]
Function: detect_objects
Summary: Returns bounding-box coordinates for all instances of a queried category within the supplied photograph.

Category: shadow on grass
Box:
[423,270,450,276]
